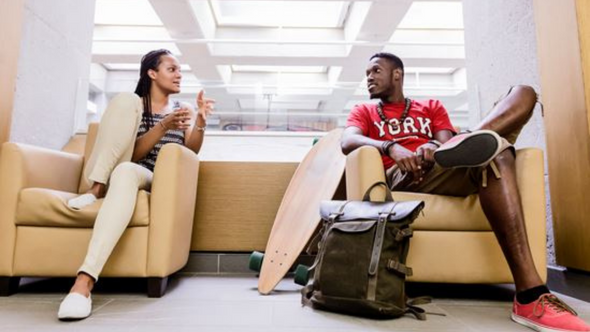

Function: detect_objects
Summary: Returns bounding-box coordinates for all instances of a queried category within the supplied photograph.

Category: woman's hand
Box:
[196,90,215,121]
[160,107,191,131]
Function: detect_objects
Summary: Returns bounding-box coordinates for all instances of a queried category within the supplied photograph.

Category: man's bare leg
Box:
[478,150,543,292]
[473,85,538,138]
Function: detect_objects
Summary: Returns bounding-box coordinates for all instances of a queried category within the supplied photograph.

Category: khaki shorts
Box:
[386,87,534,196]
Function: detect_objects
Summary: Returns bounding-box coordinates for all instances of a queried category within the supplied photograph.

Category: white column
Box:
[10,0,96,150]
[462,0,553,264]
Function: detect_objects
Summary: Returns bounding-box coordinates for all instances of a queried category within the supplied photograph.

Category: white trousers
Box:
[78,92,153,281]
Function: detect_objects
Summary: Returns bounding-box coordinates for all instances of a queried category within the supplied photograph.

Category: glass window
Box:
[86,0,466,161]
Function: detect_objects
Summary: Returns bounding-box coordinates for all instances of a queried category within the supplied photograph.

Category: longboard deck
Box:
[257,128,346,294]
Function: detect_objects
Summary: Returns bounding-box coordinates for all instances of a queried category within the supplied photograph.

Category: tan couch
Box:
[0,123,200,297]
[345,146,547,283]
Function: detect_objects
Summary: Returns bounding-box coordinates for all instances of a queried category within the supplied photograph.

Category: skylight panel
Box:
[92,42,181,55]
[104,64,191,71]
[398,2,463,29]
[93,26,172,41]
[232,65,327,73]
[405,67,456,74]
[208,1,349,28]
[391,29,464,45]
[94,0,163,26]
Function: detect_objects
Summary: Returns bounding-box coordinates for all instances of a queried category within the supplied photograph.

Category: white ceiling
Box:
[90,0,468,131]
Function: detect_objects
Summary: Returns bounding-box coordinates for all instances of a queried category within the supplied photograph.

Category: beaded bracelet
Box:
[381,140,397,156]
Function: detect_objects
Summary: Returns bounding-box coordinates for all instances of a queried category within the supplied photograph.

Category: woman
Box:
[58,49,214,320]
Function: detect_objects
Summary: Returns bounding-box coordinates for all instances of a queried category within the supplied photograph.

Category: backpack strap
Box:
[392,227,413,242]
[306,204,349,289]
[406,297,430,320]
[405,304,427,321]
[386,260,413,276]
[301,284,315,308]
[406,297,446,320]
[306,201,349,255]
[362,181,394,202]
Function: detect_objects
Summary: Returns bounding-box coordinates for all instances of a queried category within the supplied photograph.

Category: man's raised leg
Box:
[434,85,537,168]
[473,85,538,140]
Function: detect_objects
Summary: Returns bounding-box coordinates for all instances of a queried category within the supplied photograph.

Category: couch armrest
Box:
[1,142,83,192]
[345,146,388,201]
[147,143,200,276]
[0,142,83,275]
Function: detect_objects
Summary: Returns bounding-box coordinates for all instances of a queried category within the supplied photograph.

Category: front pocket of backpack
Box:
[319,220,377,298]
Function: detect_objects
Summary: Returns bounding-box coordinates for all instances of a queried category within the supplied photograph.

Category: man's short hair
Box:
[370,52,404,75]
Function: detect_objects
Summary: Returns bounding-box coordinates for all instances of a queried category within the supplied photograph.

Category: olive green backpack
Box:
[301,182,428,320]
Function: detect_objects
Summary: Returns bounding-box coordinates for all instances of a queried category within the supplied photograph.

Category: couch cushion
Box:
[392,191,491,231]
[15,188,150,227]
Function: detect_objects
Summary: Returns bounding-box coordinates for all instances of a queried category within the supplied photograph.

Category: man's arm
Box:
[341,126,424,181]
[416,129,454,163]
[434,130,454,144]
[341,126,385,155]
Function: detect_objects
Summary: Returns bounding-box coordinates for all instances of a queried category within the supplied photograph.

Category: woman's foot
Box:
[57,293,92,321]
[67,183,106,210]
[57,273,95,321]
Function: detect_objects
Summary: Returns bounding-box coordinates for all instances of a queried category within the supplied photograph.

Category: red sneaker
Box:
[433,130,506,168]
[512,293,590,332]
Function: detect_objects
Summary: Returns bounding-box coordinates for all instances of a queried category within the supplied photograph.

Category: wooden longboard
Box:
[257,128,346,295]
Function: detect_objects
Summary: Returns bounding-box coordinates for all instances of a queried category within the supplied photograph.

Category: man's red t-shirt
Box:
[346,99,456,169]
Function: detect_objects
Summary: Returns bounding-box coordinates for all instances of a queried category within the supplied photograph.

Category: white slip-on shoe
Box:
[67,193,97,210]
[433,130,506,168]
[57,293,92,321]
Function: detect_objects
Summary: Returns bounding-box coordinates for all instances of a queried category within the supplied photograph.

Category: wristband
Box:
[381,140,397,156]
[159,122,168,130]
[195,125,206,132]
[428,140,442,148]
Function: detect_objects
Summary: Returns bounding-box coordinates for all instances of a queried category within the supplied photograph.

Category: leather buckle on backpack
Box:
[393,227,413,242]
[387,259,413,276]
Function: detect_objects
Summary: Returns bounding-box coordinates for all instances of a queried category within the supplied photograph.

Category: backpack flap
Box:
[320,200,425,224]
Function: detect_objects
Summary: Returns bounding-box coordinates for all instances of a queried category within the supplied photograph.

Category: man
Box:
[341,52,589,332]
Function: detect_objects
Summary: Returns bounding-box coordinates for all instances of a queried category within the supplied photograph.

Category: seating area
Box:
[0,122,547,298]
[3,0,590,330]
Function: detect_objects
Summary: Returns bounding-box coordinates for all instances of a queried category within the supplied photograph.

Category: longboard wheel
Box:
[294,264,311,286]
[312,137,320,145]
[249,251,264,272]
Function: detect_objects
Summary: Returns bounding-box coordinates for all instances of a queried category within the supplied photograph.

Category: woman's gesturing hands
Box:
[160,107,191,131]
[196,90,215,121]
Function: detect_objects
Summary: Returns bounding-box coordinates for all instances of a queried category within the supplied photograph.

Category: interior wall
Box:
[10,0,96,150]
[462,0,555,264]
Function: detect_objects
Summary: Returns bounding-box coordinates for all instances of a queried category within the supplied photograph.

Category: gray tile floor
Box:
[1,274,589,332]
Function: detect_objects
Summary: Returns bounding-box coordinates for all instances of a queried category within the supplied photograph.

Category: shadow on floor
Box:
[407,282,515,302]
[16,276,184,297]
[547,267,590,303]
